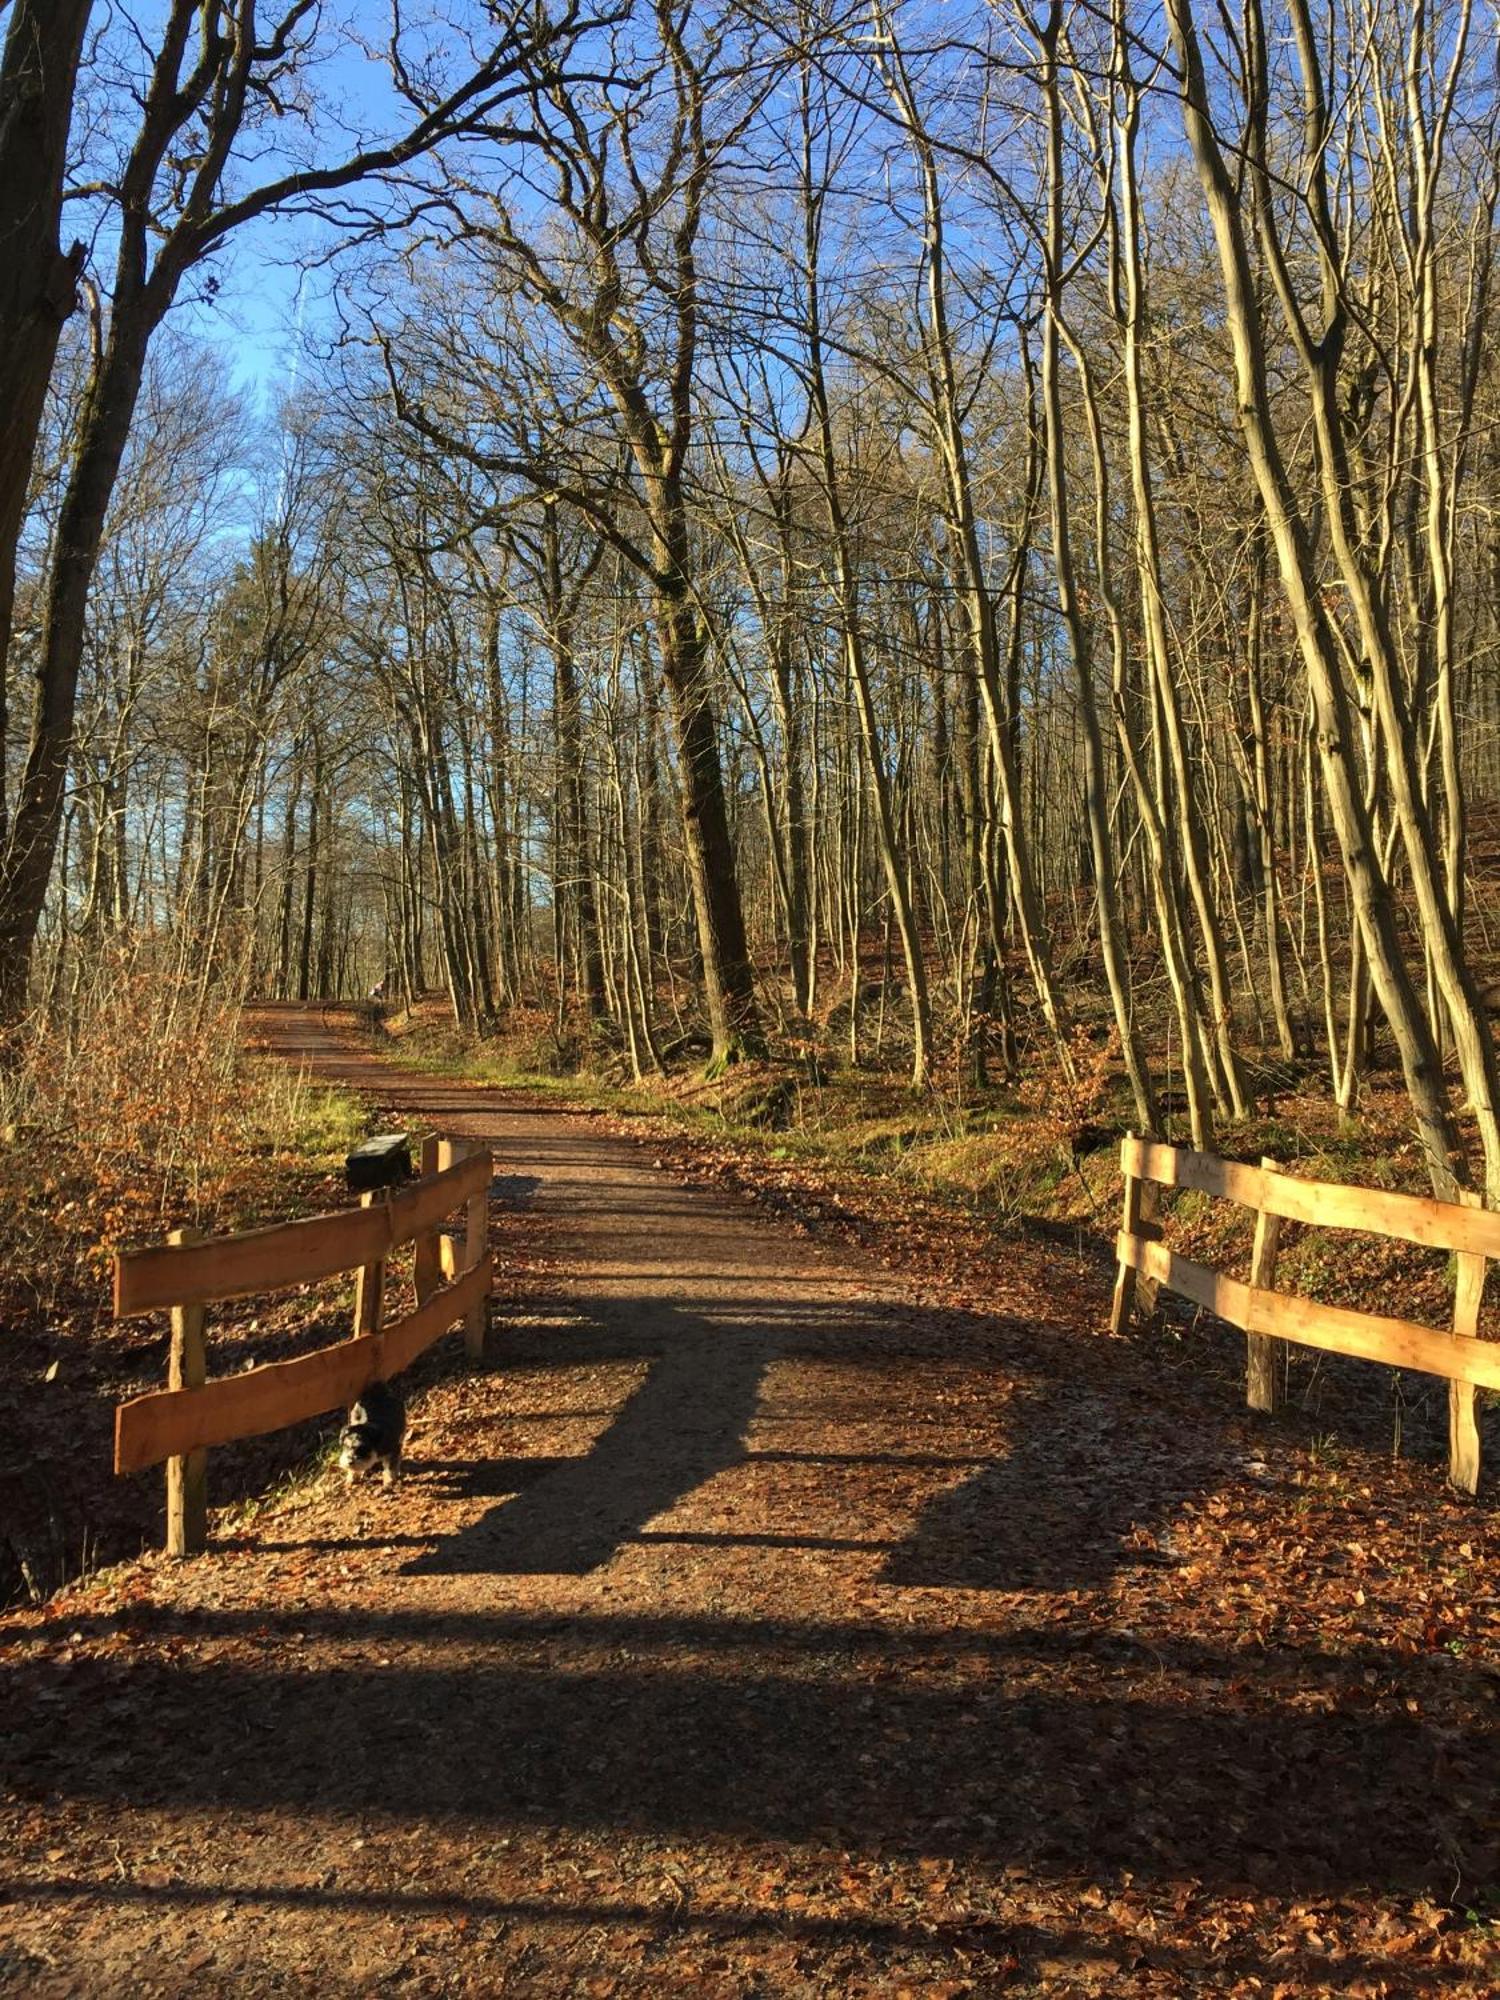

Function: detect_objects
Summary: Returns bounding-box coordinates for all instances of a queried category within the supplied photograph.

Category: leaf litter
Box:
[0,1010,1497,1996]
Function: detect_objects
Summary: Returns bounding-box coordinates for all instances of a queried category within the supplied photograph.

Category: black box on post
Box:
[346,1132,413,1193]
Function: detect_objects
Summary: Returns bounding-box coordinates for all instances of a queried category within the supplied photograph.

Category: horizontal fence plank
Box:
[115,1151,492,1317]
[115,1206,381,1319]
[1246,1284,1500,1392]
[114,1255,494,1474]
[1117,1231,1500,1392]
[1259,1168,1500,1259]
[115,1332,376,1474]
[1116,1233,1253,1326]
[1119,1138,1268,1209]
[1121,1135,1500,1260]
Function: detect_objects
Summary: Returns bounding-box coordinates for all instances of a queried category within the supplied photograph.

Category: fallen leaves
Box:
[4,1019,1500,1996]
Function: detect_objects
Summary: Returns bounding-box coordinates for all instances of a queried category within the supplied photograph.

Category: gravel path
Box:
[1,1008,1496,1997]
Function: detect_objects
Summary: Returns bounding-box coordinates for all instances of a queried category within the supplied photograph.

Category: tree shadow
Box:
[0,1872,1469,1992]
[405,1297,770,1576]
[400,1286,1239,1589]
[6,1608,1494,1901]
[878,1372,1226,1591]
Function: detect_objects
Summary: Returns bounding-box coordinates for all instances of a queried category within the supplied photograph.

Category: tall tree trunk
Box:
[654,569,762,1063]
[1037,2,1157,1128]
[0,1,91,875]
[1167,0,1467,1196]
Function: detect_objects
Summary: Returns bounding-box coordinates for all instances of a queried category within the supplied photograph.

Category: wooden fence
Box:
[113,1136,494,1554]
[1111,1136,1500,1493]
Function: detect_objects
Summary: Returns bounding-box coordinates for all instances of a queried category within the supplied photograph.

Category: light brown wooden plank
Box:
[164,1226,208,1557]
[437,1141,463,1298]
[1246,1158,1283,1416]
[1117,1233,1254,1326]
[1246,1285,1500,1390]
[1449,1190,1484,1496]
[115,1206,385,1318]
[1259,1166,1500,1258]
[115,1334,379,1475]
[1450,1206,1484,1495]
[1119,1137,1267,1208]
[114,1257,496,1475]
[1109,1159,1144,1335]
[438,1144,484,1360]
[353,1190,386,1344]
[114,1150,493,1317]
[1121,1135,1500,1261]
[1120,1228,1500,1390]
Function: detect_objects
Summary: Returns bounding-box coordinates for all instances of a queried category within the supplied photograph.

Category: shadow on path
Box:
[406,1299,770,1577]
[388,1285,1237,1592]
[7,1604,1493,1899]
[0,1873,1468,1992]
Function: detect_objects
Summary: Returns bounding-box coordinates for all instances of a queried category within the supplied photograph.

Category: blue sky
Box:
[73,2,448,407]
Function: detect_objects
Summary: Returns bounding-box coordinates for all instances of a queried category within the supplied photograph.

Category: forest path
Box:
[2,1008,1496,1996]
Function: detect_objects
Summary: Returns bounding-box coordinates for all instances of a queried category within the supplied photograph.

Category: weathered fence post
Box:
[413,1135,440,1307]
[436,1138,461,1282]
[1246,1157,1283,1415]
[353,1190,386,1359]
[1110,1138,1144,1335]
[1110,1135,1160,1332]
[1451,1189,1484,1496]
[165,1225,207,1557]
[1137,1181,1161,1314]
[436,1139,490,1358]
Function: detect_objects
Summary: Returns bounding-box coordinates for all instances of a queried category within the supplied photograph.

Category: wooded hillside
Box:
[7,0,1500,1200]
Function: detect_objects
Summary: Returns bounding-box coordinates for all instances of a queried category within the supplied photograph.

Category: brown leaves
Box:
[8,1021,1500,1994]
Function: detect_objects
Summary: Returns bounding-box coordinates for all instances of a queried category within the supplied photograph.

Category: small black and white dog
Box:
[337,1381,406,1488]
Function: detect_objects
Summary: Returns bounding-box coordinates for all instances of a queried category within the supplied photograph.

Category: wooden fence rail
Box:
[1110,1135,1498,1494]
[113,1138,494,1553]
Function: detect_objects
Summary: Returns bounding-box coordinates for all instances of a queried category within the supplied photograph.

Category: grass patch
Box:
[246,1056,370,1167]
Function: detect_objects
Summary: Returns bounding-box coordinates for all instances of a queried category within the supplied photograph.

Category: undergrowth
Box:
[0,954,368,1315]
[0,963,372,1606]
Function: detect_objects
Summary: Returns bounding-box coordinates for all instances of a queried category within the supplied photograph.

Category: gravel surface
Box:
[1,1008,1496,1997]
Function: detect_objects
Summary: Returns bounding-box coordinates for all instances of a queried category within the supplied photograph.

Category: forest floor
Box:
[1,1006,1498,1997]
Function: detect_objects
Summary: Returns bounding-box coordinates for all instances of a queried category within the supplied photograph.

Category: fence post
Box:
[1246,1156,1283,1415]
[165,1225,208,1558]
[435,1139,489,1357]
[436,1138,461,1284]
[413,1135,440,1307]
[463,1150,489,1360]
[1110,1136,1143,1334]
[353,1191,386,1374]
[1450,1189,1484,1496]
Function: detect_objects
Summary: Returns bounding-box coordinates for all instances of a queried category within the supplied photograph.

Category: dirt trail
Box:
[1,1009,1497,1996]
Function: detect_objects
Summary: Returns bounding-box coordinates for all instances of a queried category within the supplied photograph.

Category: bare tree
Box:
[0,0,609,1021]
